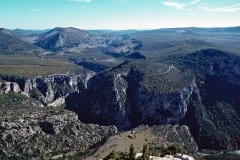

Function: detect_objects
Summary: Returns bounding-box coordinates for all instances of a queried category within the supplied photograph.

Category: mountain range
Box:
[0,26,240,159]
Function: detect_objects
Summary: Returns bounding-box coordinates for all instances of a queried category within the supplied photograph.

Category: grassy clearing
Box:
[0,54,84,77]
[0,65,72,77]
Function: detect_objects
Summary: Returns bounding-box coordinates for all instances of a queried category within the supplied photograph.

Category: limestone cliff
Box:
[0,72,95,106]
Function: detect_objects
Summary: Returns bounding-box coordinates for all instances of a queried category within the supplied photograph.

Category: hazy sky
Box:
[1,0,240,29]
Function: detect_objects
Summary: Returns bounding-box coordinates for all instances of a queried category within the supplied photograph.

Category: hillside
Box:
[0,28,43,55]
[36,27,92,51]
[87,125,198,160]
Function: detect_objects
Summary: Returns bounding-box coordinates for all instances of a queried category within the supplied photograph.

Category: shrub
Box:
[142,144,150,160]
[30,88,42,100]
[163,144,187,155]
[104,150,120,160]
[129,144,136,160]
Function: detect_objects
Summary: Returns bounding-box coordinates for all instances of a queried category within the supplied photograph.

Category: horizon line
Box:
[2,25,240,31]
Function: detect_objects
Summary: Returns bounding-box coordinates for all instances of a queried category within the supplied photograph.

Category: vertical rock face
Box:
[181,57,240,151]
[0,72,95,106]
[0,82,21,94]
[112,72,130,129]
[67,65,199,131]
[136,79,201,125]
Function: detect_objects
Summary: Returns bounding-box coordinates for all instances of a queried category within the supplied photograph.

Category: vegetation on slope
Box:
[0,54,86,77]
[106,60,194,94]
[0,92,40,110]
[103,144,188,160]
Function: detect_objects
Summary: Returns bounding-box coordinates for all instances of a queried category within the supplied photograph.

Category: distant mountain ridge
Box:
[0,28,43,54]
[36,27,92,51]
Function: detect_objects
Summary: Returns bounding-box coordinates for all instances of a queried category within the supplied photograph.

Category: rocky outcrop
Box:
[66,63,198,130]
[137,78,200,125]
[0,72,95,106]
[0,108,117,159]
[0,81,21,94]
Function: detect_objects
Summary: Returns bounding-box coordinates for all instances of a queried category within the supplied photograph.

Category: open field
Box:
[0,54,85,77]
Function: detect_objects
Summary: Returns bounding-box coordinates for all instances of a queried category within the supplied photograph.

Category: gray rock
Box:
[0,108,117,158]
[0,72,95,106]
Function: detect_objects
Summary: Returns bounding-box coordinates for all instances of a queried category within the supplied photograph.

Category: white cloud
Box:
[68,0,92,3]
[162,0,200,9]
[162,1,185,9]
[190,0,200,5]
[199,3,240,13]
[30,9,41,12]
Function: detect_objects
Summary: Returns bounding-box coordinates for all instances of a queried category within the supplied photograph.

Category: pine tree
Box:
[129,144,136,160]
[142,144,150,160]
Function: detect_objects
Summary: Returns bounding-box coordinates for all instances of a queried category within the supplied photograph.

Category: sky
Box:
[0,0,240,30]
